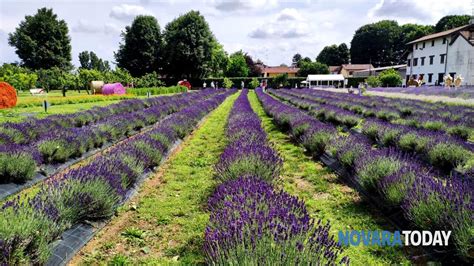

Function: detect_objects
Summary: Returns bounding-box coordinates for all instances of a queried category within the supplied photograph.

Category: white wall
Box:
[407,37,449,85]
[446,36,474,86]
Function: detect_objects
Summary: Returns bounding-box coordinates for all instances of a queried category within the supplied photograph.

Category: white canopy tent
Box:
[305,74,345,88]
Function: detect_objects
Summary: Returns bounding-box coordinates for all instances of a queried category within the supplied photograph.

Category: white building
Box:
[406,21,474,86]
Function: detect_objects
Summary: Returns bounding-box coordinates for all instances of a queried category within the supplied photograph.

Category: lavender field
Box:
[369,86,474,99]
[1,88,472,265]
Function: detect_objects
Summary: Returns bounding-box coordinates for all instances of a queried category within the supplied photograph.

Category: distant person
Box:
[203,82,207,88]
[211,81,215,89]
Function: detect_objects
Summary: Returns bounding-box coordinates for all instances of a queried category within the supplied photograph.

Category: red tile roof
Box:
[263,66,299,74]
[329,66,341,73]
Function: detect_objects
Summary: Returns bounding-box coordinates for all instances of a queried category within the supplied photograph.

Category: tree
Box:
[292,53,302,67]
[8,8,71,70]
[0,64,37,91]
[435,15,470,32]
[115,15,163,77]
[378,68,402,87]
[208,42,228,78]
[226,51,249,77]
[273,73,289,88]
[350,20,402,67]
[79,51,110,72]
[244,53,262,77]
[395,24,434,62]
[223,77,233,88]
[366,76,381,88]
[297,61,329,76]
[134,72,163,88]
[249,77,260,89]
[37,67,68,93]
[316,43,349,66]
[78,68,103,93]
[163,11,215,79]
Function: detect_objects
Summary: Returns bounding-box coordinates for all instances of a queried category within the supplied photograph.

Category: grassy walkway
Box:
[248,91,410,265]
[72,92,239,265]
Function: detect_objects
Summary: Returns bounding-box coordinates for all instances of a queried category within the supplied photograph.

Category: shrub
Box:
[249,77,259,89]
[301,129,333,156]
[134,72,164,88]
[0,152,36,183]
[379,168,416,206]
[366,76,381,87]
[204,176,348,265]
[215,143,282,183]
[446,125,471,140]
[223,77,233,89]
[398,133,430,154]
[422,120,445,131]
[378,68,402,87]
[427,143,471,172]
[357,156,401,191]
[41,178,120,224]
[362,122,379,142]
[38,139,77,163]
[0,201,63,265]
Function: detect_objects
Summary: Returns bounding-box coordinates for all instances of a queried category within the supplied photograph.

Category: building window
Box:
[415,43,418,49]
[422,42,426,49]
[442,37,447,44]
[413,58,418,66]
[429,55,434,65]
[421,57,425,66]
[428,73,433,83]
[440,54,446,64]
[431,40,435,46]
[438,73,444,84]
[407,59,411,66]
[449,72,456,78]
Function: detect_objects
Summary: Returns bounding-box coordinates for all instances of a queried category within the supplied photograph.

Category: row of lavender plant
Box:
[0,90,221,184]
[0,89,235,265]
[276,88,473,139]
[269,89,474,175]
[368,86,474,99]
[204,90,349,265]
[256,88,473,260]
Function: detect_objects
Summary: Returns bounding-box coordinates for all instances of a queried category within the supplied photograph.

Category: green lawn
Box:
[74,92,239,265]
[0,100,124,123]
[248,91,411,265]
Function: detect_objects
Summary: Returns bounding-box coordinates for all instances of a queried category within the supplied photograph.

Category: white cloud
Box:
[276,8,301,21]
[104,23,122,35]
[211,0,278,12]
[72,20,101,33]
[110,4,153,21]
[249,8,310,39]
[368,0,471,23]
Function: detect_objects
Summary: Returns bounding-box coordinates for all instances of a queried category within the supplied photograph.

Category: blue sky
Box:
[0,0,471,67]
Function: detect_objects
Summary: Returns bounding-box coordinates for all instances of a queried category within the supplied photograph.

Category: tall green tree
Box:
[208,42,228,78]
[244,53,262,77]
[435,15,470,32]
[163,11,215,79]
[226,51,249,77]
[297,61,329,76]
[78,51,110,72]
[8,8,72,70]
[316,43,349,66]
[350,20,401,67]
[292,53,302,67]
[115,15,163,77]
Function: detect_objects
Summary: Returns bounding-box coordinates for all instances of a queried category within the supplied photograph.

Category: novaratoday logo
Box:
[338,230,451,247]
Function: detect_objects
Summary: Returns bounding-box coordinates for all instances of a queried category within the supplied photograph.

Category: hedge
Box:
[126,85,188,96]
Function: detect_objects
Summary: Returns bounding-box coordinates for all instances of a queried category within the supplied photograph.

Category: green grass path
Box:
[248,91,411,265]
[74,92,239,265]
